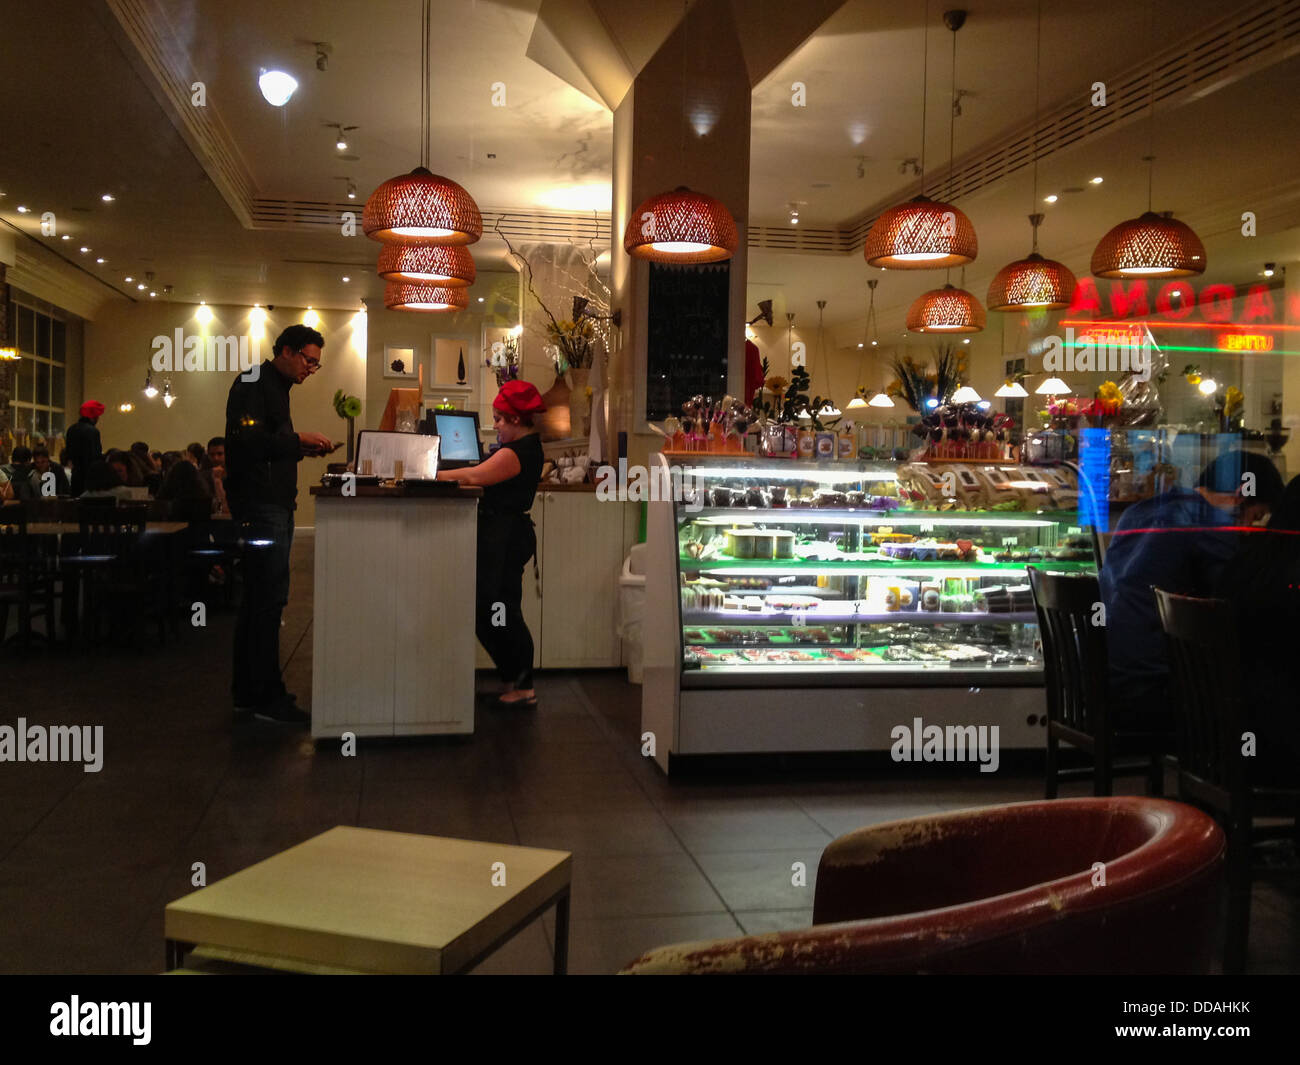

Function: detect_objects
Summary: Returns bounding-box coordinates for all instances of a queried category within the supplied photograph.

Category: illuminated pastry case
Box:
[640,453,1098,773]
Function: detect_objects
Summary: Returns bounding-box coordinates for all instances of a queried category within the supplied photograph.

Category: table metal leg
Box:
[165,939,192,971]
[553,890,570,976]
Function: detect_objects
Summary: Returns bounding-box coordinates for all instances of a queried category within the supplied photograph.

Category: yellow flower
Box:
[1224,386,1244,416]
[1098,381,1122,403]
[584,386,593,400]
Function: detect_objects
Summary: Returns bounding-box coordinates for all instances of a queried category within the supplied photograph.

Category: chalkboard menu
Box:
[645,262,730,422]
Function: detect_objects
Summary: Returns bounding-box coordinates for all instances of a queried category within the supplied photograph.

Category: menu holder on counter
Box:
[355,430,441,481]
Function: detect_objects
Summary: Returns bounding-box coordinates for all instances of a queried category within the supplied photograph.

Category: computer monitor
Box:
[424,409,483,466]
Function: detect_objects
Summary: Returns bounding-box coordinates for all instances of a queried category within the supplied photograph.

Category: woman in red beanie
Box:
[439,380,547,706]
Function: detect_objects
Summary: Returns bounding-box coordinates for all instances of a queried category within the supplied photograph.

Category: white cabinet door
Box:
[539,492,626,668]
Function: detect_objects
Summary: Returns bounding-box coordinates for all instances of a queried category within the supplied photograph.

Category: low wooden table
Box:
[165,827,573,974]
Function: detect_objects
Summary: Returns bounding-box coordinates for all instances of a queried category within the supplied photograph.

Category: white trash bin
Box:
[617,542,648,684]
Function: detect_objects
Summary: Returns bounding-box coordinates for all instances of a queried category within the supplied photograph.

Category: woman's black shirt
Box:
[482,434,543,515]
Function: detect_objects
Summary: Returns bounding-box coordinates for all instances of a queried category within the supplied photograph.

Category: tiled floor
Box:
[1,533,1295,974]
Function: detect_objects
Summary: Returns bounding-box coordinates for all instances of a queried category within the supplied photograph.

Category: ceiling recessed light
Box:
[258,69,298,106]
[61,234,70,240]
[341,276,350,282]
[80,246,89,253]
[96,257,105,264]
[857,342,864,348]
[477,297,485,303]
[16,205,29,213]
[125,276,134,283]
[101,194,114,202]
[150,291,157,298]
[137,283,146,290]
[1044,194,1058,204]
[1090,176,1104,185]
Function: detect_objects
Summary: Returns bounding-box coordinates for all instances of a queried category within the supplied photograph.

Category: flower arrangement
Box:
[486,333,521,387]
[887,345,960,412]
[332,389,363,462]
[546,315,597,374]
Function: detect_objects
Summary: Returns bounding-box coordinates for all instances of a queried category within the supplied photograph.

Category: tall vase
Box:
[568,366,591,440]
[346,418,355,463]
[538,373,572,441]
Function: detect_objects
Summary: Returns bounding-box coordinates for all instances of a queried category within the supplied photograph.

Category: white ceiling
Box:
[1,0,1298,333]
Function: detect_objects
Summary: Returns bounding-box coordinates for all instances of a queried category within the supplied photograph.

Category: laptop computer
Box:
[421,409,483,469]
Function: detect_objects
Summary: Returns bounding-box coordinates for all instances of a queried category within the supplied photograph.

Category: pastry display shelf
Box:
[690,508,1060,527]
[681,607,1038,625]
[682,559,1094,575]
[681,661,1044,688]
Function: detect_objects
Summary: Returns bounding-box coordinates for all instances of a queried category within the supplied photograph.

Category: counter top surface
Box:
[311,483,482,499]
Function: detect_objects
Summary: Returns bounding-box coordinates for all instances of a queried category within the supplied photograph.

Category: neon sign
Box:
[1217,333,1274,352]
[1067,279,1284,323]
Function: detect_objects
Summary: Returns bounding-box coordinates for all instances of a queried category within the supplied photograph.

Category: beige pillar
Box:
[1281,261,1300,479]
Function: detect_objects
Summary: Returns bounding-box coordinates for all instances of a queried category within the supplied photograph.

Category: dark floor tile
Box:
[511,808,683,857]
[734,909,816,936]
[660,798,833,853]
[568,853,726,918]
[694,848,824,912]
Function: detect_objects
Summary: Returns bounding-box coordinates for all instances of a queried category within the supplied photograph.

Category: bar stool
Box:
[1155,588,1300,974]
[1028,567,1168,797]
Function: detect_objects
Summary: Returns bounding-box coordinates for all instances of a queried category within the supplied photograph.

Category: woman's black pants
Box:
[476,510,536,689]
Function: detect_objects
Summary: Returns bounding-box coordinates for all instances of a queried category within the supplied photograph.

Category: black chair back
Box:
[0,508,31,576]
[1153,589,1243,818]
[1028,568,1110,742]
[77,506,146,559]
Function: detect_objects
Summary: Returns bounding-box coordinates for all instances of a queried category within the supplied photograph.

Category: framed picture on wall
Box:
[383,345,420,381]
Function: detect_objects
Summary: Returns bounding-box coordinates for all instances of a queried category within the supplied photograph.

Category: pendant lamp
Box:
[868,391,896,408]
[863,8,977,270]
[950,385,982,403]
[1091,2,1204,278]
[988,5,1075,310]
[846,388,870,410]
[1035,376,1071,395]
[624,5,737,263]
[995,380,1029,398]
[907,283,985,333]
[376,243,476,285]
[623,186,738,263]
[1091,209,1205,278]
[363,0,482,247]
[384,283,469,312]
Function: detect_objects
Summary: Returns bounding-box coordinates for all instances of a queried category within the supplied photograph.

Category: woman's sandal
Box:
[494,692,538,708]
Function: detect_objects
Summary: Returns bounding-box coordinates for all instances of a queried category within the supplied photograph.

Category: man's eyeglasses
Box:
[296,349,322,371]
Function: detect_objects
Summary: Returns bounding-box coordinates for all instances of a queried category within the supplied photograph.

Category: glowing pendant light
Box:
[846,389,870,410]
[376,243,476,285]
[363,1,482,248]
[864,9,977,270]
[907,283,985,333]
[868,391,896,408]
[623,186,738,263]
[1091,2,1205,279]
[950,385,982,403]
[384,283,470,312]
[995,380,1029,398]
[1035,376,1071,395]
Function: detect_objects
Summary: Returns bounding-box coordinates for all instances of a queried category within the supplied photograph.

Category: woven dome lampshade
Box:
[987,253,1076,311]
[863,196,978,270]
[383,282,470,312]
[623,186,738,263]
[376,243,476,286]
[906,284,986,333]
[363,167,483,245]
[1091,211,1205,278]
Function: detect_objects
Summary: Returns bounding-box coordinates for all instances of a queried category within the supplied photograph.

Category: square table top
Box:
[164,826,572,974]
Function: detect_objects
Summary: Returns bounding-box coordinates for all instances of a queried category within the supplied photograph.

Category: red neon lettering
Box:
[1155,282,1196,319]
[1242,284,1276,324]
[1069,277,1102,315]
[1198,283,1235,323]
[1108,281,1150,318]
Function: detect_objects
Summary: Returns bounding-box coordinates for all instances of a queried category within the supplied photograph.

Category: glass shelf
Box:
[681,607,1038,625]
[682,559,1093,575]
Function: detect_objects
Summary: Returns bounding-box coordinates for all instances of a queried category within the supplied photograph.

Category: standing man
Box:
[65,400,105,496]
[225,324,334,724]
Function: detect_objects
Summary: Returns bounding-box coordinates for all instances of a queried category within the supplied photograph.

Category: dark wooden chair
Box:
[64,506,166,646]
[1028,567,1167,798]
[1154,588,1300,974]
[0,508,58,646]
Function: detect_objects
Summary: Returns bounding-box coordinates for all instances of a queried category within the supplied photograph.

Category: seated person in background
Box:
[1214,474,1300,787]
[159,450,183,477]
[31,446,71,496]
[157,456,215,522]
[80,460,135,502]
[104,448,136,487]
[0,446,38,501]
[206,436,229,515]
[1100,449,1283,729]
[130,441,161,494]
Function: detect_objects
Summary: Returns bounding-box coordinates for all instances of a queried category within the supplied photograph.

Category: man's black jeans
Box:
[232,503,294,708]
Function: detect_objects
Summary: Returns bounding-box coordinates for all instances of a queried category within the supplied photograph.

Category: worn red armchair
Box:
[621,797,1224,974]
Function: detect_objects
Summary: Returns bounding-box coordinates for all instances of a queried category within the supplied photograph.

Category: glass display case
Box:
[671,456,1095,686]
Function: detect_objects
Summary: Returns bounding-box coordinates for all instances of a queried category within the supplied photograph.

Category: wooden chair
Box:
[64,506,166,647]
[0,509,57,646]
[1028,567,1167,797]
[1154,588,1300,974]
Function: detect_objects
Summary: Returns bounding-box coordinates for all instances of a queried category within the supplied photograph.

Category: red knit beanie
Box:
[493,380,547,419]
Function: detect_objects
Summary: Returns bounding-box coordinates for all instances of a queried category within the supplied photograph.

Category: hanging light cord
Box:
[1145,0,1156,209]
[1031,0,1041,250]
[420,0,431,169]
[919,1,929,194]
[948,15,957,201]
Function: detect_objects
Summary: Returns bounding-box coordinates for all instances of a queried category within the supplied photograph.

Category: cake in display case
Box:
[670,457,1095,686]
